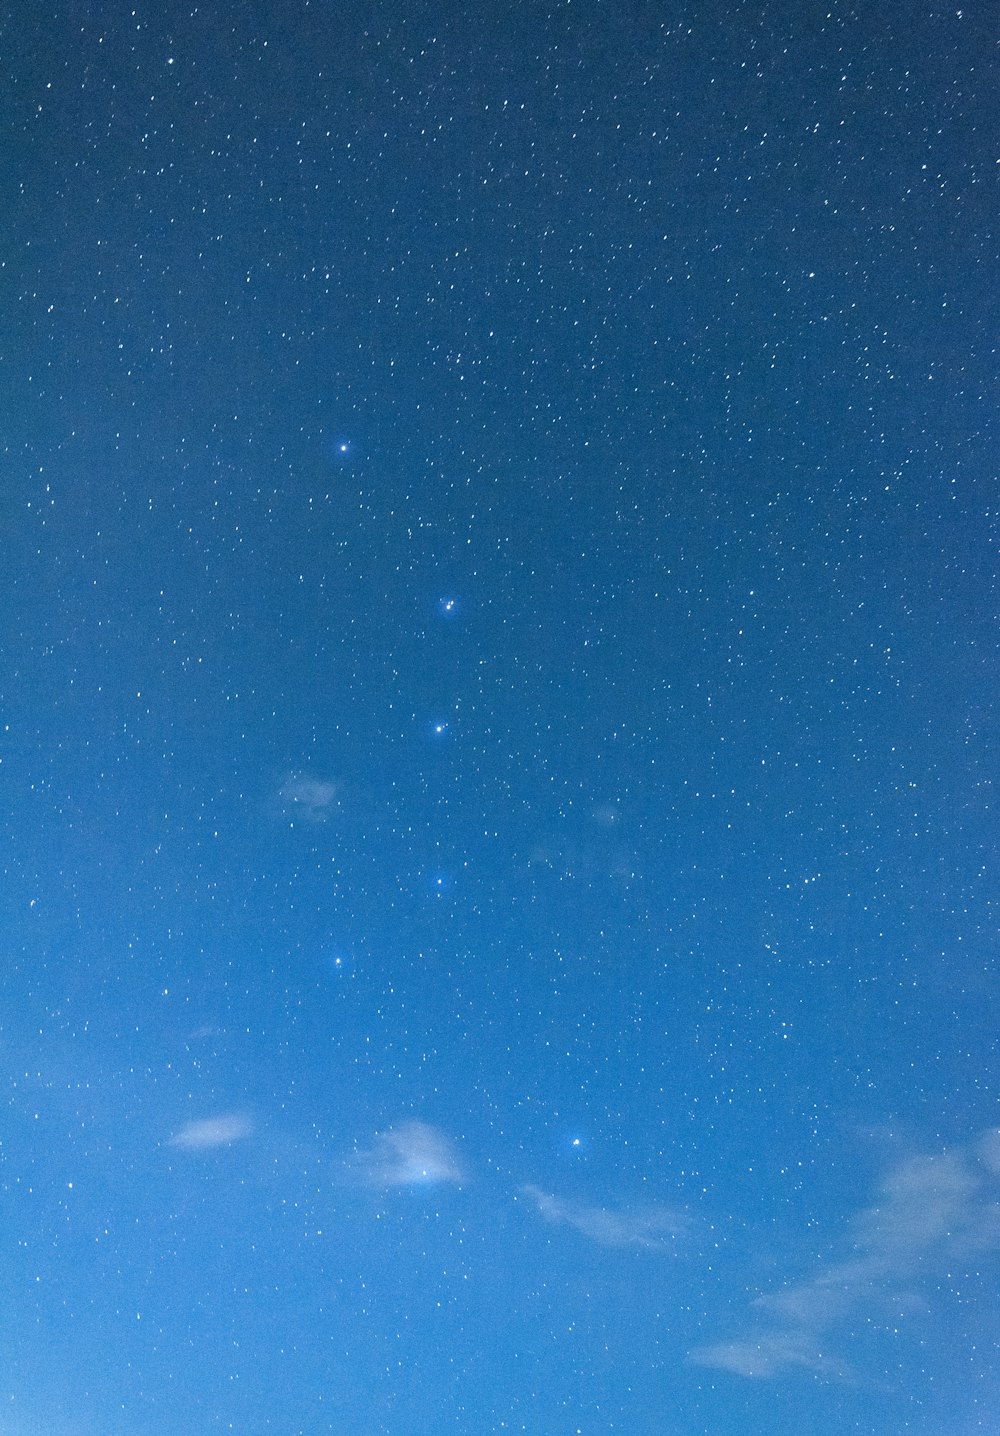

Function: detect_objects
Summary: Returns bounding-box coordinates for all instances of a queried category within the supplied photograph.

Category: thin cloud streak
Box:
[169,1114,252,1150]
[521,1184,687,1250]
[691,1329,849,1380]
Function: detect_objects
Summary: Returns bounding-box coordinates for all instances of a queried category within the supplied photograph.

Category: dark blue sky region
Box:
[2,1,998,1433]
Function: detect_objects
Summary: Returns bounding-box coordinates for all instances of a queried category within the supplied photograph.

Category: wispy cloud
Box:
[520,1184,687,1250]
[976,1127,1000,1175]
[690,1329,848,1380]
[278,774,340,822]
[690,1129,1000,1381]
[169,1114,252,1150]
[348,1121,464,1187]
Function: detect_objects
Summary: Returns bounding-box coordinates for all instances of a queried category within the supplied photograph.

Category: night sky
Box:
[2,1,998,1432]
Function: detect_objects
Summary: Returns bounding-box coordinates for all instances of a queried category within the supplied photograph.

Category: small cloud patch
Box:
[279,774,340,822]
[348,1121,464,1187]
[169,1115,252,1150]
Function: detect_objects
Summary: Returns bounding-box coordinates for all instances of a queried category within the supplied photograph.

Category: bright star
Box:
[560,1131,589,1156]
[330,437,359,465]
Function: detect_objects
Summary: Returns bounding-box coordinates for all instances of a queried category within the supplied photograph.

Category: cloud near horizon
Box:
[520,1184,688,1250]
[690,1128,1000,1381]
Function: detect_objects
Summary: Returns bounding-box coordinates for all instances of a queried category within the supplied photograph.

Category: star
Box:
[330,436,359,465]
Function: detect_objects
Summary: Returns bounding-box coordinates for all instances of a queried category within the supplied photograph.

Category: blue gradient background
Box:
[1,1,997,1432]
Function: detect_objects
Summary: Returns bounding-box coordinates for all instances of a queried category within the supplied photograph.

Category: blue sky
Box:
[1,0,997,1432]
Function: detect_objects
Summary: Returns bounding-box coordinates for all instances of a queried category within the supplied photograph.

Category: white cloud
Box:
[169,1114,252,1150]
[278,774,340,822]
[690,1329,846,1380]
[520,1184,687,1250]
[690,1130,1000,1381]
[853,1151,977,1257]
[348,1121,464,1187]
